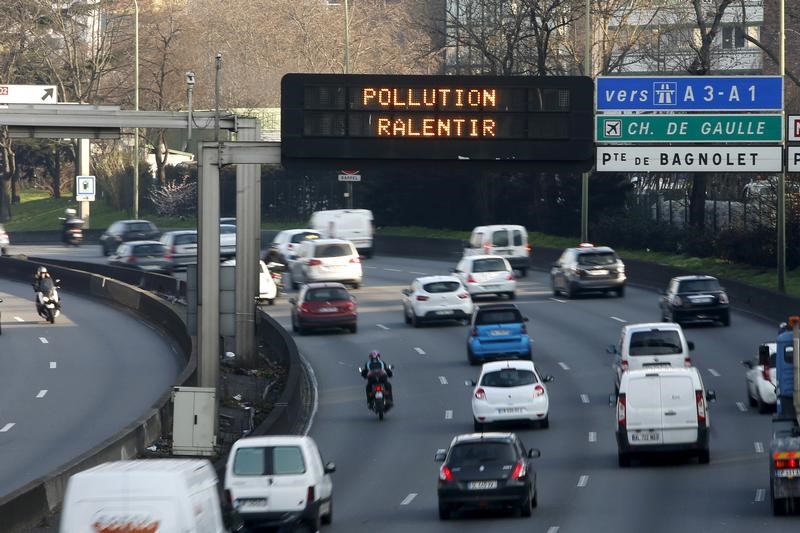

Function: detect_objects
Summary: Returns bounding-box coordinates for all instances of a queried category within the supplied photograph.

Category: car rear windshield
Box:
[475,309,522,325]
[492,231,509,246]
[306,288,350,301]
[133,243,165,256]
[577,252,617,266]
[678,279,721,292]
[448,442,516,465]
[315,244,352,258]
[481,369,537,388]
[423,281,461,293]
[473,258,507,272]
[174,234,197,245]
[292,231,320,243]
[628,330,683,355]
[232,446,306,476]
[128,222,154,232]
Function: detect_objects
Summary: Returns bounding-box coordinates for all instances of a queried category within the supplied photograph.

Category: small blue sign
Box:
[596,76,783,112]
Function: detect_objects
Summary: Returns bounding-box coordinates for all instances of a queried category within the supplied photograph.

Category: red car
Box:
[290,282,357,334]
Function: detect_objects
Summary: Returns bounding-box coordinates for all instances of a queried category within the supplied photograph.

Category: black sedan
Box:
[435,432,540,520]
[659,275,730,326]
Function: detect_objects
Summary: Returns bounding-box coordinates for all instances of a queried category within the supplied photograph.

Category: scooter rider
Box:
[33,266,55,315]
[361,351,393,408]
[61,208,84,244]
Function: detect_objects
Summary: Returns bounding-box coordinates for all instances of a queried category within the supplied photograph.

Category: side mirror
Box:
[324,462,336,474]
[466,379,477,387]
[401,288,411,296]
[606,345,618,354]
[527,448,541,459]
[609,393,617,405]
[523,316,529,322]
[758,345,770,367]
[687,341,695,351]
[706,389,717,402]
[543,375,554,383]
[434,449,447,462]
[288,298,296,304]
[388,364,395,371]
[450,268,459,273]
[742,360,754,369]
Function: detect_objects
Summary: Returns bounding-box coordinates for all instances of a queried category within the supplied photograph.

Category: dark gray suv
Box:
[550,244,626,298]
[99,219,160,256]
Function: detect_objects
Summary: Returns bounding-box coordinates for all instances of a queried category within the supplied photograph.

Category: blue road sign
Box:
[596,76,783,112]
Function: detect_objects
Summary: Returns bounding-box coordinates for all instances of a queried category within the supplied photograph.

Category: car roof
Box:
[480,360,535,373]
[305,238,352,246]
[462,254,508,261]
[623,322,682,333]
[472,225,526,231]
[476,303,520,312]
[232,435,312,448]
[623,367,701,380]
[672,275,718,282]
[570,245,616,253]
[163,229,197,235]
[450,432,517,446]
[118,219,154,224]
[415,275,461,284]
[304,282,348,290]
[282,228,319,235]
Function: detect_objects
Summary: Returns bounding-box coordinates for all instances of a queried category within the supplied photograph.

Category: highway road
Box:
[0,275,183,498]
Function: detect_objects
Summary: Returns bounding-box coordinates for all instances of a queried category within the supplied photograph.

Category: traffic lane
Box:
[0,279,182,497]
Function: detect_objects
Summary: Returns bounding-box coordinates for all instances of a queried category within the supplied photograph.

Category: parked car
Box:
[401,275,473,327]
[310,209,374,258]
[221,259,278,305]
[108,240,171,273]
[264,229,321,265]
[99,219,160,256]
[659,275,730,326]
[470,360,553,431]
[453,255,516,300]
[550,243,625,298]
[219,224,237,258]
[0,223,9,255]
[615,367,715,467]
[288,238,362,289]
[609,322,695,394]
[225,435,335,531]
[160,230,198,270]
[463,225,531,276]
[743,342,777,413]
[467,303,531,365]
[435,432,540,520]
[289,282,357,334]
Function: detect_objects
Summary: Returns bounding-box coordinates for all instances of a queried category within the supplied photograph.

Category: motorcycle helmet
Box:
[65,208,77,217]
[36,266,48,278]
[368,350,380,361]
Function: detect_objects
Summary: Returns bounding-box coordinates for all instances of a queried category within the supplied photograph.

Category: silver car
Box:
[550,244,625,298]
[108,240,171,273]
[160,230,198,270]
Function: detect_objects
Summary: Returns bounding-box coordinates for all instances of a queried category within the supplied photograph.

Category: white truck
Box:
[309,209,374,258]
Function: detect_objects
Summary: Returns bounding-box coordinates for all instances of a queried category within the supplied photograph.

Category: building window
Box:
[722,26,746,49]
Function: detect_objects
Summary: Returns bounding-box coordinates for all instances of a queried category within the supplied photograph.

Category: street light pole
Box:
[778,0,786,292]
[580,0,591,242]
[133,0,139,219]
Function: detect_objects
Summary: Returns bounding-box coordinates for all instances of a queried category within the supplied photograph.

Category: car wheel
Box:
[438,502,451,521]
[0,246,7,256]
[404,308,411,325]
[617,285,625,297]
[101,243,109,257]
[349,324,358,334]
[698,448,710,464]
[321,498,333,525]
[539,415,549,429]
[721,311,731,327]
[520,492,532,517]
[747,383,758,407]
[352,282,361,290]
[507,291,516,300]
[618,451,631,468]
[473,419,484,432]
[411,313,421,328]
[518,268,527,278]
[531,488,538,509]
[565,283,574,299]
[267,299,275,306]
[467,346,478,366]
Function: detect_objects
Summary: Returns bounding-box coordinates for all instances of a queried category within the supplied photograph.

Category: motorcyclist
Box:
[360,351,393,408]
[33,266,55,315]
[61,208,84,244]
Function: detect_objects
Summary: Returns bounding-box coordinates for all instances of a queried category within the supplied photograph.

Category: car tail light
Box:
[306,486,315,505]
[533,384,545,397]
[288,243,295,249]
[416,295,429,301]
[224,489,233,507]
[349,256,360,264]
[620,360,628,372]
[684,356,692,367]
[439,465,454,483]
[467,275,476,283]
[308,258,322,266]
[374,384,382,392]
[526,243,532,253]
[127,255,136,263]
[719,293,729,304]
[474,387,486,400]
[521,324,527,334]
[672,296,683,307]
[506,273,514,280]
[458,292,470,299]
[300,303,312,313]
[471,327,478,337]
[510,461,527,480]
[343,301,355,310]
[774,453,800,470]
[617,393,626,428]
[696,390,706,425]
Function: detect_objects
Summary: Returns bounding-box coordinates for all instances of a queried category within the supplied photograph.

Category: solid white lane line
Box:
[558,362,570,371]
[445,410,453,420]
[438,376,448,385]
[414,347,426,355]
[548,298,567,304]
[49,362,57,369]
[0,423,15,432]
[36,390,47,398]
[337,361,347,366]
[364,266,377,269]
[610,316,627,323]
[39,337,48,344]
[546,528,560,533]
[755,441,765,454]
[755,488,766,502]
[376,324,390,330]
[409,271,427,275]
[384,268,402,272]
[580,394,590,404]
[736,402,748,412]
[14,316,23,322]
[589,432,597,443]
[708,368,721,377]
[400,493,418,506]
[577,475,589,487]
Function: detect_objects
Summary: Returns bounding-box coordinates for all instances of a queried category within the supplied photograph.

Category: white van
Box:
[463,225,531,276]
[225,435,335,531]
[616,367,715,466]
[609,322,695,393]
[310,209,374,258]
[60,459,226,533]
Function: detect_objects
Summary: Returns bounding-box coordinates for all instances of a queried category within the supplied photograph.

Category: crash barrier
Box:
[9,229,105,244]
[251,308,315,436]
[0,256,195,532]
[372,234,800,327]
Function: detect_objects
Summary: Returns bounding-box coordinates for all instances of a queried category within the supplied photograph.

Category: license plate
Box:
[374,391,384,399]
[468,480,498,490]
[319,307,337,313]
[775,469,800,478]
[498,408,524,414]
[237,498,267,510]
[436,310,454,315]
[483,284,499,289]
[490,330,510,336]
[588,269,609,276]
[630,431,660,442]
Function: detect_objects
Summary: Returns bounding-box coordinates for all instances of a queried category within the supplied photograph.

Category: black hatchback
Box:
[659,275,730,326]
[435,432,540,520]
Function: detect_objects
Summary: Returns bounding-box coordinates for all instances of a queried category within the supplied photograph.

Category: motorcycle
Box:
[359,365,394,421]
[266,261,285,293]
[59,217,84,246]
[34,278,61,324]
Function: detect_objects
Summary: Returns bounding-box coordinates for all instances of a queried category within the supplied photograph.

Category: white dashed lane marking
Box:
[0,423,15,432]
[754,441,765,454]
[414,347,426,355]
[589,432,597,443]
[445,410,453,420]
[384,268,402,272]
[580,394,590,404]
[377,324,390,330]
[438,376,448,385]
[736,402,748,412]
[409,271,427,275]
[610,316,627,323]
[708,368,720,377]
[39,337,48,344]
[558,362,570,371]
[14,316,23,322]
[36,390,47,399]
[577,475,589,487]
[755,488,766,502]
[546,528,560,533]
[548,298,567,304]
[400,493,418,505]
[49,362,57,369]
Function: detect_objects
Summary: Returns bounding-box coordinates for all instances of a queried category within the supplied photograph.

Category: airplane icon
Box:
[604,119,621,137]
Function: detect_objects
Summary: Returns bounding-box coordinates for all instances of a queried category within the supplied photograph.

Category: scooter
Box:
[359,365,394,421]
[266,261,285,293]
[34,279,61,324]
[59,217,84,246]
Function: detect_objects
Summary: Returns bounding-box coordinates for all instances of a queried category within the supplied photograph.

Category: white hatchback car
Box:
[222,259,278,305]
[401,275,473,327]
[470,360,553,431]
[743,342,777,413]
[453,255,516,299]
[219,224,237,258]
[289,239,363,289]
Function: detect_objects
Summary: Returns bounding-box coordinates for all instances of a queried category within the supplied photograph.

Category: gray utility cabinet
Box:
[172,386,216,456]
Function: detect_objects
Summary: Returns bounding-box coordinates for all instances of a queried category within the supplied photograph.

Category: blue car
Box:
[467,304,532,365]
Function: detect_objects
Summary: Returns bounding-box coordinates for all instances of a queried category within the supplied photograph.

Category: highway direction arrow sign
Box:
[596,114,782,143]
[597,146,782,172]
[0,84,57,104]
[76,175,96,202]
[596,76,783,112]
[789,115,800,142]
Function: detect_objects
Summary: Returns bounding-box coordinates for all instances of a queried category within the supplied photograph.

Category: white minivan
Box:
[60,459,226,533]
[616,367,715,466]
[463,225,531,276]
[310,209,374,258]
[225,435,335,531]
[609,322,695,393]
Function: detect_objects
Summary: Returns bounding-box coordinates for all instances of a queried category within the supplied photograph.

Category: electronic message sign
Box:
[281,74,593,164]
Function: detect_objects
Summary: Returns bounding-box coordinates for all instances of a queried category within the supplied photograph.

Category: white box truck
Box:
[310,209,374,258]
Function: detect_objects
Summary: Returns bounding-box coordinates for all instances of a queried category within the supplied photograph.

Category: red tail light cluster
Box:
[343,301,355,311]
[617,393,627,428]
[439,465,454,483]
[374,385,382,392]
[224,489,233,507]
[467,275,476,283]
[474,388,486,400]
[471,327,478,337]
[416,295,429,301]
[510,461,527,480]
[308,259,322,266]
[695,390,706,425]
[506,273,514,281]
[684,357,692,367]
[533,384,545,397]
[306,486,315,506]
[774,458,800,469]
[349,257,360,264]
[620,360,629,372]
[457,292,470,299]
